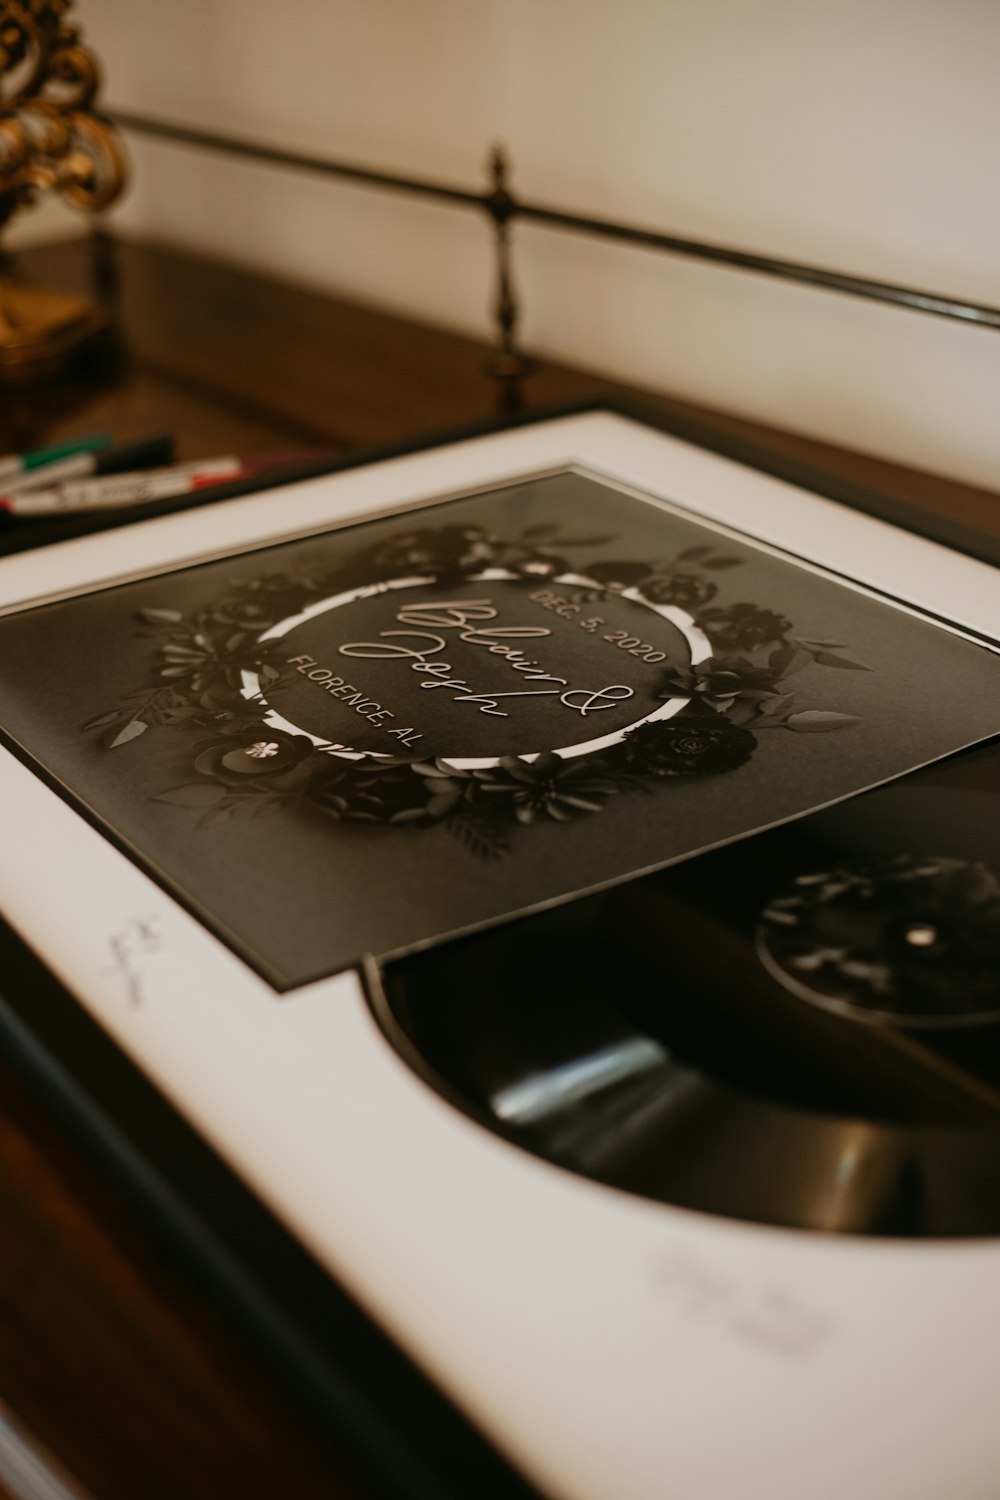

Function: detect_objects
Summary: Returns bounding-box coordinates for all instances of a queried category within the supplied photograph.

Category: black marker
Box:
[0,433,176,496]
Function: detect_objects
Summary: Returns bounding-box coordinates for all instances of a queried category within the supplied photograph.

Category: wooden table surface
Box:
[0,234,996,1500]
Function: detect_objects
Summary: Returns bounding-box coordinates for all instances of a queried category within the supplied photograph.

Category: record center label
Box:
[756,855,1000,1028]
[245,573,706,764]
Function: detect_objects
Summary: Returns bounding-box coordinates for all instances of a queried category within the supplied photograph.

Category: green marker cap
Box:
[22,432,112,470]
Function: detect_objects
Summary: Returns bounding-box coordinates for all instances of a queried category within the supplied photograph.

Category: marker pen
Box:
[0,459,244,517]
[0,433,176,496]
[0,433,111,483]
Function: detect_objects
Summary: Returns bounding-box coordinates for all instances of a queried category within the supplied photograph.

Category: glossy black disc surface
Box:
[379,739,1000,1237]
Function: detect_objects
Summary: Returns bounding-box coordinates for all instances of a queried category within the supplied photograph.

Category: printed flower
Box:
[307,758,433,823]
[582,560,653,589]
[191,686,267,734]
[370,525,497,579]
[640,572,718,609]
[617,715,756,779]
[158,631,268,695]
[243,572,315,606]
[509,552,568,579]
[194,728,314,779]
[698,604,793,651]
[157,633,235,694]
[211,597,282,632]
[411,761,480,818]
[476,752,618,824]
[660,655,785,702]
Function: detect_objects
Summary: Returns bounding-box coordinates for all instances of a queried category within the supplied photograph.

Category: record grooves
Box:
[378,737,1000,1239]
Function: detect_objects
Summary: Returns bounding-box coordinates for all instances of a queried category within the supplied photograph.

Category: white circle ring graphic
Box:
[239,569,712,769]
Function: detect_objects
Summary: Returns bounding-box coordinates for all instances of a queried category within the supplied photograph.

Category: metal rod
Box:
[516,201,1000,330]
[108,109,483,209]
[109,108,1000,334]
[482,144,535,405]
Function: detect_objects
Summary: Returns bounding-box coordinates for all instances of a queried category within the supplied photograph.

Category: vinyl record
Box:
[378,737,1000,1238]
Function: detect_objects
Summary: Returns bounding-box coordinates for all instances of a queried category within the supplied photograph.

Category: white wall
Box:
[29,0,1000,490]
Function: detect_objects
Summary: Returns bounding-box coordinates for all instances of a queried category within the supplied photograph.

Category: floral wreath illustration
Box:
[87,519,871,858]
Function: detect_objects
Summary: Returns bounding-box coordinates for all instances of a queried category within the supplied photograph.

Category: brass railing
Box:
[109,108,1000,401]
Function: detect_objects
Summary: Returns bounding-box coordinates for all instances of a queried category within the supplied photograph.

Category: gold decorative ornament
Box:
[0,0,126,379]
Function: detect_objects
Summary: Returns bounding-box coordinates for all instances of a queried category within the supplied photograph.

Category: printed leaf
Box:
[498,757,539,784]
[545,804,573,822]
[559,533,615,545]
[250,798,284,819]
[106,719,148,748]
[199,807,235,828]
[727,700,761,725]
[138,608,183,625]
[520,522,559,539]
[785,711,861,732]
[701,556,742,571]
[84,710,123,730]
[810,651,872,671]
[678,546,710,561]
[446,813,509,860]
[155,783,228,807]
[740,695,796,728]
[754,692,796,721]
[777,648,813,679]
[426,792,464,818]
[557,794,605,813]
